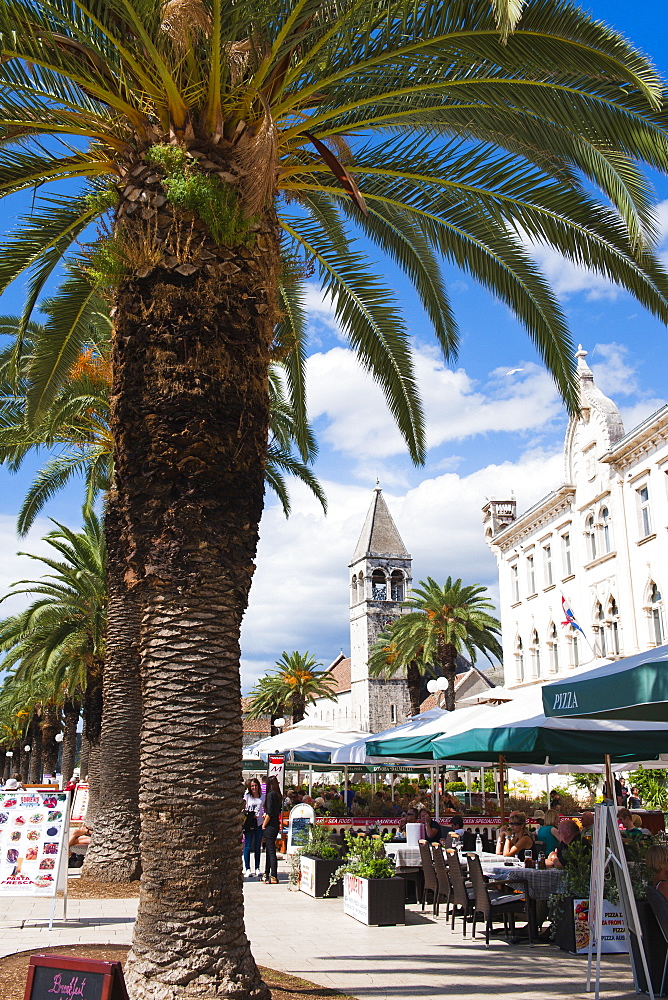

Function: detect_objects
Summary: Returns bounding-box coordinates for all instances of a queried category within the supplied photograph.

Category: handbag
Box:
[243,810,258,833]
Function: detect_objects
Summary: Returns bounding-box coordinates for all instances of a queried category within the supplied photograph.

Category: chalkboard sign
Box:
[286,803,315,855]
[24,956,129,1000]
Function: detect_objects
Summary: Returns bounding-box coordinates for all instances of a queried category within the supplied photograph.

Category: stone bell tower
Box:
[349,488,413,732]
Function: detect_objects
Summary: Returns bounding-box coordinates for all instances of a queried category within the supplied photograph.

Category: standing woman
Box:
[242,778,265,877]
[261,776,282,884]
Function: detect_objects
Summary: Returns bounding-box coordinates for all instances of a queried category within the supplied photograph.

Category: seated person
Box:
[69,824,92,848]
[440,791,462,814]
[443,814,465,848]
[545,818,583,868]
[419,808,442,843]
[398,808,418,835]
[618,807,644,839]
[2,772,23,791]
[496,810,534,860]
[632,814,652,836]
[580,811,595,836]
[535,808,560,854]
[647,844,668,902]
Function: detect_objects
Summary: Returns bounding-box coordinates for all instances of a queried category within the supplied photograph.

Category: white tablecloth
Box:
[385,844,422,868]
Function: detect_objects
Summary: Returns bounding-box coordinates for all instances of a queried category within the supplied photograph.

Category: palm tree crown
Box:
[370,576,502,711]
[247,650,337,723]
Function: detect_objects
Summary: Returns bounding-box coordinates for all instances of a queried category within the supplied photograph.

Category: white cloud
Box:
[240,450,563,691]
[0,515,68,618]
[306,347,562,464]
[620,398,667,432]
[588,342,639,397]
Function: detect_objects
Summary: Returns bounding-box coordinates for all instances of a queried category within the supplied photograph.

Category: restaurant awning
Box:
[541,644,668,722]
[246,723,372,763]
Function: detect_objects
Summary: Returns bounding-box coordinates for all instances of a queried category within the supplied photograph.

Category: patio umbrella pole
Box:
[480,767,485,813]
[309,765,313,797]
[433,764,439,819]
[344,765,348,811]
[498,755,506,825]
[604,753,614,805]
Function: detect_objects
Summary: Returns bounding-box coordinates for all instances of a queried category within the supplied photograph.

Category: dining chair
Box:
[430,842,452,918]
[418,839,440,914]
[647,885,668,995]
[445,848,475,935]
[466,853,531,946]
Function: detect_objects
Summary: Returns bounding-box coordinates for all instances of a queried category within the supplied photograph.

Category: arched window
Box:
[650,583,664,645]
[594,601,606,658]
[601,506,612,554]
[548,623,559,673]
[390,570,404,602]
[609,597,620,655]
[531,629,541,677]
[372,569,387,601]
[515,637,524,682]
[351,576,358,605]
[357,572,365,603]
[586,514,597,561]
[571,633,580,668]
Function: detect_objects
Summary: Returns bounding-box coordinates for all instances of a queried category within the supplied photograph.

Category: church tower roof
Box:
[351,487,409,562]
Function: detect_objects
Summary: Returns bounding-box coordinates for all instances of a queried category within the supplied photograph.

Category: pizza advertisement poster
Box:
[0,790,69,897]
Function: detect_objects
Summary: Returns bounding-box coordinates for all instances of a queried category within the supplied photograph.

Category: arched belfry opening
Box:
[372,569,387,601]
[391,570,404,602]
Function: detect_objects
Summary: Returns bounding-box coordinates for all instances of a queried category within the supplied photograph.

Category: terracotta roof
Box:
[419,667,496,712]
[324,653,351,694]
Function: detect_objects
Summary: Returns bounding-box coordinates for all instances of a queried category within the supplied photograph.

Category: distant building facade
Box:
[483,347,668,689]
[302,488,494,732]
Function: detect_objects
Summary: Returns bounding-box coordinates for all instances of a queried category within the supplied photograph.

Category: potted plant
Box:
[295,824,343,898]
[330,832,405,925]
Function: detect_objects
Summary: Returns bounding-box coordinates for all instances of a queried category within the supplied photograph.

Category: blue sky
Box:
[1,0,668,692]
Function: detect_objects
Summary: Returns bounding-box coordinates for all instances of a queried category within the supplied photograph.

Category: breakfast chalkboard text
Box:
[24,956,129,1000]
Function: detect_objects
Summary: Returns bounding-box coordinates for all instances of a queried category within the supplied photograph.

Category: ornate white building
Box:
[483,347,668,689]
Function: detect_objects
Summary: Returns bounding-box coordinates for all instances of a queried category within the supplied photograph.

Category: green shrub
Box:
[327,831,395,892]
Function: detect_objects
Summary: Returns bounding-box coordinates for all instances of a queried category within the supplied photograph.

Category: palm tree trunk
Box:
[441,644,459,713]
[113,202,279,998]
[40,704,60,779]
[406,661,422,716]
[82,663,103,821]
[61,699,80,783]
[79,731,89,779]
[28,713,42,782]
[291,696,306,724]
[19,740,30,783]
[83,487,142,883]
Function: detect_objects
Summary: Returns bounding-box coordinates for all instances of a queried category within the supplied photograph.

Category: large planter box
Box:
[554,897,627,955]
[299,855,342,898]
[342,874,405,926]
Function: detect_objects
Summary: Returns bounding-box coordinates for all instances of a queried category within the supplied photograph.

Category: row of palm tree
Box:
[2,0,668,995]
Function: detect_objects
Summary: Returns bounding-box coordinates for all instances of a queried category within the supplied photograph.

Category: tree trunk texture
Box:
[19,741,30,784]
[82,663,104,821]
[28,714,42,783]
[406,660,422,717]
[111,180,279,999]
[83,487,142,883]
[40,704,60,779]
[442,644,458,713]
[61,699,80,783]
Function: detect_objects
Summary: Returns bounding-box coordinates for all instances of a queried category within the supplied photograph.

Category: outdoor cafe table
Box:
[481,861,566,900]
[385,843,422,869]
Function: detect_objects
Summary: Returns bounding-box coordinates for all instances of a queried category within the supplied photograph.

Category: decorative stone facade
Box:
[483,346,668,689]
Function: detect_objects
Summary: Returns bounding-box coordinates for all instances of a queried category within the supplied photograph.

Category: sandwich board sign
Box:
[70,782,89,825]
[286,803,314,855]
[0,789,70,928]
[24,955,129,1000]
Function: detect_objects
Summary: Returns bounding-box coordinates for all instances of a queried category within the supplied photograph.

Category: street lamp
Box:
[55,733,64,743]
[24,745,31,753]
[274,717,286,730]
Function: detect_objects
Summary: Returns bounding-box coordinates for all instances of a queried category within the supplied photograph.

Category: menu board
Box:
[0,789,69,896]
[70,782,89,825]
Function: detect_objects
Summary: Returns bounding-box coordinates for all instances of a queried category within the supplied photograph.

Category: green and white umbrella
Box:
[427,686,668,766]
[542,644,668,722]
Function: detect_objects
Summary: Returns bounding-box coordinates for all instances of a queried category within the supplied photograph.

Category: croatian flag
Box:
[561,596,585,635]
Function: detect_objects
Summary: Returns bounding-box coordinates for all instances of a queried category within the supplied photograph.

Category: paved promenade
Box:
[0,870,641,1000]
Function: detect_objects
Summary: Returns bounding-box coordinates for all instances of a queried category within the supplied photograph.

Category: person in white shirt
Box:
[242,778,265,877]
[3,773,23,791]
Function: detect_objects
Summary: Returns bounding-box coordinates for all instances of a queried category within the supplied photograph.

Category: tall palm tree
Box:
[372,577,502,711]
[246,650,337,724]
[0,513,107,796]
[3,1,668,994]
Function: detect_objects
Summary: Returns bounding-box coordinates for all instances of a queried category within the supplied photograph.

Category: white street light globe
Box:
[436,677,448,691]
[274,718,286,729]
[5,751,13,758]
[55,733,64,743]
[24,745,31,753]
[426,679,438,694]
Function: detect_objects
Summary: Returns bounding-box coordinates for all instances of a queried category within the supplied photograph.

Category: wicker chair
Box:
[445,848,475,935]
[418,839,440,914]
[466,853,531,946]
[431,842,452,918]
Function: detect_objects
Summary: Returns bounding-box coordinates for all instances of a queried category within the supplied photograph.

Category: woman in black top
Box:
[261,776,282,883]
